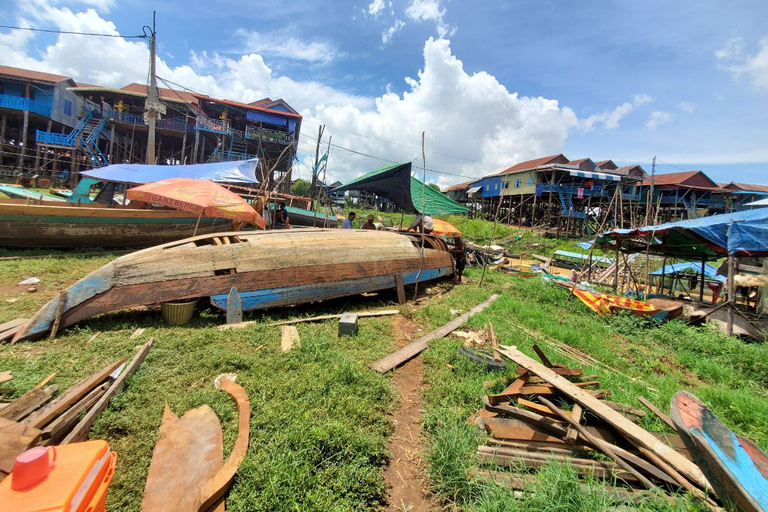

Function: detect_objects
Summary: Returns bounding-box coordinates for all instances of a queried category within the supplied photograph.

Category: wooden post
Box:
[226,288,242,325]
[0,113,6,142]
[17,110,29,172]
[727,254,735,336]
[108,124,116,164]
[395,274,405,305]
[699,257,706,302]
[613,240,620,292]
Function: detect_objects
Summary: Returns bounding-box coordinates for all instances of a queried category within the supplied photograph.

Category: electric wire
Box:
[0,25,148,39]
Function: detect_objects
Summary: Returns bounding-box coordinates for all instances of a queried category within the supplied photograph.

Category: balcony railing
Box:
[36,130,76,146]
[0,94,51,116]
[157,117,189,132]
[111,111,144,125]
[212,148,256,161]
[195,116,229,134]
[245,125,294,144]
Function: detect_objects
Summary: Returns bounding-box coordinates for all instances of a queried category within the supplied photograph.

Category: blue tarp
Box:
[649,262,726,282]
[81,159,260,185]
[598,207,768,257]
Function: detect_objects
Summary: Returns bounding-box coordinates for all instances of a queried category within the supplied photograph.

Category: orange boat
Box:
[572,288,672,320]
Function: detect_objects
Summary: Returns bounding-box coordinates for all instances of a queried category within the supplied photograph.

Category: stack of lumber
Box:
[0,339,152,481]
[472,344,721,510]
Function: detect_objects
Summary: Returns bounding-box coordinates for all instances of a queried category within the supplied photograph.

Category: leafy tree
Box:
[291,178,311,197]
[426,183,441,192]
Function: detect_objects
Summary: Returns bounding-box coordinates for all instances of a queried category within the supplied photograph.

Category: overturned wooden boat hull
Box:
[671,391,768,512]
[14,229,454,341]
[0,199,227,249]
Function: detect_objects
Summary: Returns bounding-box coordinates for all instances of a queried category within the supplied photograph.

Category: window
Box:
[485,185,489,191]
[64,100,72,116]
[527,176,533,186]
[494,183,498,190]
[515,179,521,188]
[504,181,509,189]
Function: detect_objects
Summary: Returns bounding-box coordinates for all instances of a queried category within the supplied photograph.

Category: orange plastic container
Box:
[0,440,117,512]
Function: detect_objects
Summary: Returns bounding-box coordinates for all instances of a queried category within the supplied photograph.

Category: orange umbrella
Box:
[431,218,462,237]
[127,178,266,231]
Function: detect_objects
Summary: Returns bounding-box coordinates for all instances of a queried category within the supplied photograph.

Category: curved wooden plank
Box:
[197,377,250,512]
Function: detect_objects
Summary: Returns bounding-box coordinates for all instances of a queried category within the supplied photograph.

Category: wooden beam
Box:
[370,294,499,373]
[24,358,126,429]
[40,383,109,445]
[280,326,300,352]
[0,417,41,474]
[487,374,529,404]
[638,396,675,430]
[61,339,153,444]
[221,309,400,330]
[565,404,582,443]
[395,274,405,305]
[226,288,242,325]
[496,345,709,490]
[0,385,57,422]
[532,344,553,367]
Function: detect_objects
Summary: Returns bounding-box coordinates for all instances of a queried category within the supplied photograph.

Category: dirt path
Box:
[383,315,438,512]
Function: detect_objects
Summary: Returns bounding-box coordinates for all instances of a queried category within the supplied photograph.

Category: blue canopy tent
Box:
[597,208,768,335]
[649,262,725,282]
[81,159,260,185]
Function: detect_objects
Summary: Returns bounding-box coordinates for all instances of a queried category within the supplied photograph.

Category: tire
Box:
[458,347,507,371]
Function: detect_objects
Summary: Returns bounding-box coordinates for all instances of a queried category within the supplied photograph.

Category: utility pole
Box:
[310,124,325,199]
[145,12,164,164]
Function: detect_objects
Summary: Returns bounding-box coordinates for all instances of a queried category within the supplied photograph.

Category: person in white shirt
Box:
[341,212,356,229]
[407,213,433,234]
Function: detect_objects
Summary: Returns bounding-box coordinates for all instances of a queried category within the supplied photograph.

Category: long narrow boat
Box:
[572,288,671,321]
[0,198,229,249]
[13,229,454,341]
[671,391,768,512]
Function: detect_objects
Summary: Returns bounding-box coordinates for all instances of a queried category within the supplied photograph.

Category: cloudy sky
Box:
[1,0,767,186]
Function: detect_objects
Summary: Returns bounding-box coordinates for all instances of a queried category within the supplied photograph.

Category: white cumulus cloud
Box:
[646,111,674,130]
[716,35,768,90]
[381,19,405,45]
[580,94,652,131]
[405,0,454,38]
[236,30,340,65]
[366,0,387,17]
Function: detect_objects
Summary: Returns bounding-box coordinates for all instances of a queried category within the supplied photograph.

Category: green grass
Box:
[1,230,767,511]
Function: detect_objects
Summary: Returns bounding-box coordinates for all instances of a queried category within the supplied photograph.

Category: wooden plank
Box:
[532,344,553,367]
[488,321,501,362]
[49,291,66,340]
[280,326,300,352]
[62,339,153,444]
[222,309,400,330]
[0,417,41,474]
[370,294,500,373]
[0,319,28,342]
[483,418,567,444]
[40,383,109,445]
[497,345,708,490]
[0,371,12,385]
[516,366,583,377]
[517,382,599,395]
[129,328,146,340]
[602,400,647,418]
[565,404,582,443]
[34,373,56,389]
[86,331,102,343]
[487,374,529,405]
[226,287,242,325]
[0,385,57,421]
[638,396,675,429]
[395,274,405,305]
[518,398,572,419]
[197,377,250,511]
[486,438,582,455]
[24,357,126,429]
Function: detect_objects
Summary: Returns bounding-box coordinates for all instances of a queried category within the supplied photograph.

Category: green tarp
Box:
[331,163,468,215]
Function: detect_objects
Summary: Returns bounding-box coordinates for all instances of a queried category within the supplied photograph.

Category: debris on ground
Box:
[17,278,39,286]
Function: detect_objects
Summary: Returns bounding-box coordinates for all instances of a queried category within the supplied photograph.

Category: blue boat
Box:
[671,390,768,512]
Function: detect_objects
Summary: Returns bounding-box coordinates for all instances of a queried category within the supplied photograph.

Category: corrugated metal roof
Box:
[497,154,569,175]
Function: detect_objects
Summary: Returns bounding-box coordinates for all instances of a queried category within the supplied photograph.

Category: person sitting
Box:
[361,214,377,230]
[341,212,356,229]
[274,203,289,228]
[407,213,434,234]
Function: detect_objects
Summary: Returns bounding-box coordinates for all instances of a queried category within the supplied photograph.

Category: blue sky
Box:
[1,0,767,186]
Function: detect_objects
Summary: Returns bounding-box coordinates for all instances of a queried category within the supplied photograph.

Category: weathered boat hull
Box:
[671,390,768,512]
[14,229,454,341]
[210,267,452,312]
[0,200,226,248]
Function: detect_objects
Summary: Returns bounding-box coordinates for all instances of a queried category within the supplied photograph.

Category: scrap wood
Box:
[486,437,583,455]
[565,405,583,443]
[34,373,56,389]
[219,309,400,330]
[40,382,109,444]
[532,344,553,367]
[48,291,66,341]
[0,385,58,422]
[0,319,28,342]
[86,331,102,343]
[518,398,572,419]
[370,294,500,373]
[129,328,146,340]
[516,367,582,377]
[602,400,647,418]
[488,321,501,362]
[538,396,657,490]
[638,396,676,430]
[0,371,11,384]
[280,326,300,352]
[487,374,529,404]
[0,416,42,474]
[496,345,708,490]
[62,339,153,444]
[482,417,567,444]
[24,357,127,429]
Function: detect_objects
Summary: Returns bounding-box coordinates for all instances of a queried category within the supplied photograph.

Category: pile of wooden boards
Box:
[472,344,721,511]
[0,339,152,481]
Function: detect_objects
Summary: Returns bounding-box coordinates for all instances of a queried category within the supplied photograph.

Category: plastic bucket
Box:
[161,299,198,325]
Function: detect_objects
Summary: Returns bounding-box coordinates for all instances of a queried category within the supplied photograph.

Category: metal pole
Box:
[727,254,735,336]
[699,257,706,302]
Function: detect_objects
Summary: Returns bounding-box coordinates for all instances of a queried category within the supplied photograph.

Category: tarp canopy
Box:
[649,262,726,282]
[332,163,469,215]
[553,250,613,265]
[745,198,768,207]
[81,159,260,185]
[597,207,768,258]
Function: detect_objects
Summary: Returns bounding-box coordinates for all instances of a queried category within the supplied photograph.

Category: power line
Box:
[0,25,148,39]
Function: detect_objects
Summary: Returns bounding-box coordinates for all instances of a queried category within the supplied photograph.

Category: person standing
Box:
[407,213,434,234]
[451,235,466,284]
[341,212,356,229]
[361,214,376,230]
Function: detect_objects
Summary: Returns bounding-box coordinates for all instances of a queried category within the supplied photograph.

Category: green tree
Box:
[291,178,311,197]
[426,183,441,192]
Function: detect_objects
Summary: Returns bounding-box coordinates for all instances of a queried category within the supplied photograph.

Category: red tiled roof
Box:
[443,180,474,192]
[249,98,272,106]
[497,154,568,175]
[120,83,200,105]
[74,81,101,88]
[566,158,590,166]
[596,160,617,170]
[640,170,718,189]
[0,65,71,84]
[721,182,768,193]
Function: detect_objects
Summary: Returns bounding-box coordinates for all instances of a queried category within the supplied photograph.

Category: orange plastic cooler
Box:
[0,440,117,512]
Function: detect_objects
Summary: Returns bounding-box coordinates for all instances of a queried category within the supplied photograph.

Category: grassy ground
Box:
[1,233,766,511]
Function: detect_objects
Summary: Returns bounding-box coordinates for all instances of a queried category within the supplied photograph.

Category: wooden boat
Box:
[0,198,229,249]
[671,391,768,512]
[13,229,454,341]
[646,297,684,321]
[279,205,338,228]
[573,288,670,320]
